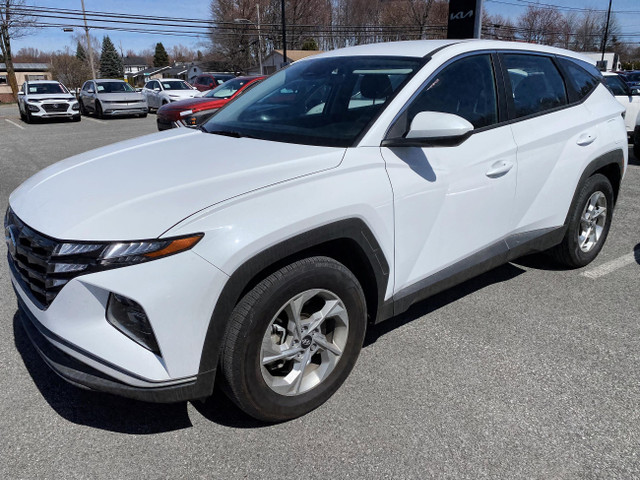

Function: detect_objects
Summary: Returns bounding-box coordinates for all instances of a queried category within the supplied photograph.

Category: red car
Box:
[192,72,236,92]
[156,76,265,131]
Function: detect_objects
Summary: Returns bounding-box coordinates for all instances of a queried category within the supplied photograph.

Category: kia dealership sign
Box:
[447,0,483,39]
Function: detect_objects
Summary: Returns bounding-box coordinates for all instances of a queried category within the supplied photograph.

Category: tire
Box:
[25,109,33,124]
[139,113,147,118]
[551,173,614,268]
[79,100,87,115]
[95,101,104,119]
[221,256,367,422]
[634,139,640,161]
[72,115,81,122]
[19,106,26,121]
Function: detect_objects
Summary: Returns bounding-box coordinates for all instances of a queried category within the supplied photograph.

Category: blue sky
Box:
[13,0,212,54]
[11,0,640,55]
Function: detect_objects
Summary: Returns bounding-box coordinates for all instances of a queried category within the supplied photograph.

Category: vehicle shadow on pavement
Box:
[364,262,526,347]
[13,312,193,434]
[191,384,271,429]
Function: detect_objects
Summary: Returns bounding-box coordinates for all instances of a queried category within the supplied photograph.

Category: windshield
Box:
[96,81,135,93]
[162,80,191,91]
[204,78,256,99]
[604,76,629,96]
[27,83,66,94]
[202,56,424,147]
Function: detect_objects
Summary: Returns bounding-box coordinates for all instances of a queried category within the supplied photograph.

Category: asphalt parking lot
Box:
[1,102,639,479]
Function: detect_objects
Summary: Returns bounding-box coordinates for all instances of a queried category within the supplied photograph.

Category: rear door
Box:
[382,52,518,296]
[499,52,594,233]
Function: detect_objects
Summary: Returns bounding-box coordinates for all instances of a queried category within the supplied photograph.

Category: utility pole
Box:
[81,0,97,79]
[600,0,613,64]
[281,0,287,68]
[256,4,263,75]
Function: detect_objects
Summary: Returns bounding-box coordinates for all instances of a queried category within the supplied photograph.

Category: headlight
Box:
[72,103,80,111]
[51,234,204,270]
[27,104,39,112]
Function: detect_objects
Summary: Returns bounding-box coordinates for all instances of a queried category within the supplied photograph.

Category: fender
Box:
[563,148,625,226]
[195,218,390,389]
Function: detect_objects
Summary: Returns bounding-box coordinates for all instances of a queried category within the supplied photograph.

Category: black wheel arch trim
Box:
[196,218,390,381]
[563,148,624,226]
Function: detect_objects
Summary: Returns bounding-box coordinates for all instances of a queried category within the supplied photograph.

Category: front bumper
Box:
[102,105,148,116]
[18,295,214,402]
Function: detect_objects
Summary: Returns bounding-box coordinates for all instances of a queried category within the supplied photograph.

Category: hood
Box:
[158,98,226,118]
[97,92,146,102]
[166,90,198,100]
[9,129,345,241]
[26,94,76,102]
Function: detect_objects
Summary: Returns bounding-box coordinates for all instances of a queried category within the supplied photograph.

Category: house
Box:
[249,50,323,75]
[0,62,50,102]
[161,64,189,79]
[131,65,170,86]
[123,56,148,80]
[582,52,620,72]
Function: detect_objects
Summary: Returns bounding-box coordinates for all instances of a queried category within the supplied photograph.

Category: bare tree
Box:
[517,5,565,46]
[482,12,516,41]
[50,49,91,90]
[0,0,35,99]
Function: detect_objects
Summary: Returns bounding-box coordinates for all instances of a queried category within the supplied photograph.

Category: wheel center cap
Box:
[301,335,313,349]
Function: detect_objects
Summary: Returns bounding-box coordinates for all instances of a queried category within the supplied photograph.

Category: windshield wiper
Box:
[208,129,256,139]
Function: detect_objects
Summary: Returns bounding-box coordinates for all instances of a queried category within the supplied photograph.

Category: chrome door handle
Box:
[577,132,597,146]
[486,160,514,178]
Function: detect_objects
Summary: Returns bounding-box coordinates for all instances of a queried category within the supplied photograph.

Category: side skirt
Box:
[377,226,566,322]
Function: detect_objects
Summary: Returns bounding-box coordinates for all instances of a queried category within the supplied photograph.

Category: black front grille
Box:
[4,209,99,310]
[42,103,69,112]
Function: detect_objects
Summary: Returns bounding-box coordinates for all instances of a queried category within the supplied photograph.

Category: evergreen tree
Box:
[99,36,123,78]
[153,42,169,66]
[76,41,86,62]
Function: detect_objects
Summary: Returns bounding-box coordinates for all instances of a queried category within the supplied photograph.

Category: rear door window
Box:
[503,54,568,118]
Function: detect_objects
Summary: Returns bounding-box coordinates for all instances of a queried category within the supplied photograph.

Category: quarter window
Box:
[504,54,567,118]
[407,54,499,129]
[559,58,600,100]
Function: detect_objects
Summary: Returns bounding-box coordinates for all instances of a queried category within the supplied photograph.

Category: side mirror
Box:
[154,87,161,92]
[87,89,94,94]
[382,111,474,148]
[406,111,474,139]
[17,91,24,96]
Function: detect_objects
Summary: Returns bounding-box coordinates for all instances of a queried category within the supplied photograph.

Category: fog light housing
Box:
[106,293,160,354]
[28,105,39,112]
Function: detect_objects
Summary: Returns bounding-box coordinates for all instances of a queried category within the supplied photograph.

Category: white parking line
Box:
[83,116,106,124]
[581,251,640,279]
[5,118,25,130]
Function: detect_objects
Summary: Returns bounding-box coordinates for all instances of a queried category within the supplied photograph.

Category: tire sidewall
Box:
[229,260,366,421]
[564,173,614,266]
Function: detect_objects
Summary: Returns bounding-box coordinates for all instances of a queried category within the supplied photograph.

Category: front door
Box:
[382,53,517,296]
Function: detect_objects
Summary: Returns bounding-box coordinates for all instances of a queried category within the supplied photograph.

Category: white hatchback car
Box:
[6,40,627,422]
[17,80,80,123]
[141,78,198,111]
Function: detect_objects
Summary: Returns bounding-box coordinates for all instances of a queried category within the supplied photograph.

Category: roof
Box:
[273,50,323,62]
[123,56,147,66]
[134,65,170,76]
[163,66,187,76]
[23,80,59,84]
[0,62,49,72]
[309,40,596,65]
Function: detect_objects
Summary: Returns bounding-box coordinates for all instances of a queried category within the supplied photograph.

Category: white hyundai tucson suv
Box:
[5,40,627,422]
